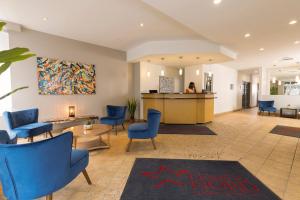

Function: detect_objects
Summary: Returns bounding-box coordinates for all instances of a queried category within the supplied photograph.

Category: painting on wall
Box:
[159,76,174,93]
[37,57,96,95]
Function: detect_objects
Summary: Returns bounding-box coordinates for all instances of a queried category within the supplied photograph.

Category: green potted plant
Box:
[84,120,93,130]
[0,21,35,143]
[127,98,137,122]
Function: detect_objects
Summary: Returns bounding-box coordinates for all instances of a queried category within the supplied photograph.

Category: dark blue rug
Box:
[121,158,281,200]
[158,124,216,135]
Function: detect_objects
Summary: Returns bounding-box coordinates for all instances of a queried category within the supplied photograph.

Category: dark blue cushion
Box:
[13,122,53,138]
[100,105,127,126]
[258,101,276,113]
[128,123,148,132]
[128,109,161,139]
[0,130,10,144]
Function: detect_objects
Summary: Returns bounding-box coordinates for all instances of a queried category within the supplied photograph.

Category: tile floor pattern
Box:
[1,109,300,200]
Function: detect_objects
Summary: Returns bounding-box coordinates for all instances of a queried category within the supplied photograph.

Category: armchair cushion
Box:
[128,123,148,132]
[13,122,53,138]
[71,149,89,179]
[100,116,124,125]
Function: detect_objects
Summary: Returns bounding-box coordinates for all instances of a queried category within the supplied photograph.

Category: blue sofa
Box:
[0,131,91,200]
[126,109,161,152]
[100,105,127,135]
[0,130,17,144]
[258,100,277,115]
[3,108,53,142]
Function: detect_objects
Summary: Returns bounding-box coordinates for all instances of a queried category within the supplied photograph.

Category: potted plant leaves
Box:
[127,98,137,123]
[84,120,93,130]
[0,21,35,144]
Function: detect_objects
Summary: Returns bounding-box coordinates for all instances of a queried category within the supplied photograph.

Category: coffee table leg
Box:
[107,133,110,147]
[73,138,77,149]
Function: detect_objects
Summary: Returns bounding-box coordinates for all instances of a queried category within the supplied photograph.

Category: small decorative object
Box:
[69,106,75,118]
[128,98,137,122]
[37,57,96,95]
[84,120,93,130]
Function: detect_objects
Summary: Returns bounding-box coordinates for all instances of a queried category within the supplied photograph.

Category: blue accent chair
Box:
[258,100,277,115]
[0,130,17,144]
[3,108,53,142]
[0,131,91,200]
[126,109,161,152]
[100,105,127,135]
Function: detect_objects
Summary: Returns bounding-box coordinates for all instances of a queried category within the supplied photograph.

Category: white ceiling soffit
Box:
[142,0,300,70]
[0,0,201,51]
[127,40,237,64]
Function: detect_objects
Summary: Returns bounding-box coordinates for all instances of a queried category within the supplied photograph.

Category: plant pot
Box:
[129,116,135,123]
[84,124,93,130]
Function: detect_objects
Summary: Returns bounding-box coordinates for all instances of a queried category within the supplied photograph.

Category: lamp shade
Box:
[69,106,75,118]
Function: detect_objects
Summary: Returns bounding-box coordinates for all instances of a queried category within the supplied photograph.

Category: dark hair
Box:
[188,82,197,93]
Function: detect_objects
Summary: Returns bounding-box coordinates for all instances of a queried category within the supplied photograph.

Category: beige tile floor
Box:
[1,109,300,200]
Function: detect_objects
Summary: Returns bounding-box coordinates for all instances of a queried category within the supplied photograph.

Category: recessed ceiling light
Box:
[42,17,48,21]
[259,48,265,51]
[140,23,144,27]
[295,41,300,44]
[244,33,251,38]
[213,0,222,5]
[289,20,297,25]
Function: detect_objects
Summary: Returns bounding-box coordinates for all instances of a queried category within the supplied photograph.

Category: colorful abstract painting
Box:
[37,57,96,95]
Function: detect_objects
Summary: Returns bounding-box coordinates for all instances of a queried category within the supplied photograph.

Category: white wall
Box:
[261,95,300,110]
[0,31,11,129]
[184,64,238,114]
[184,65,202,92]
[203,64,238,114]
[1,28,132,129]
[140,62,183,93]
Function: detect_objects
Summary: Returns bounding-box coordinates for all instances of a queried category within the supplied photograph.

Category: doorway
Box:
[242,81,251,109]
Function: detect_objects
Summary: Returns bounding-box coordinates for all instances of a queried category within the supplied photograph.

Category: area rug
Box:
[271,125,300,138]
[120,158,280,200]
[158,124,216,135]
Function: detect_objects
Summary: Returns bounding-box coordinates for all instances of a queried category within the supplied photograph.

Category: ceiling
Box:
[142,0,300,70]
[270,65,300,80]
[0,0,200,50]
[1,0,300,70]
[139,53,231,67]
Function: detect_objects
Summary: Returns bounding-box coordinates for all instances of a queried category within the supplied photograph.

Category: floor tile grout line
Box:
[282,137,300,199]
[255,136,283,176]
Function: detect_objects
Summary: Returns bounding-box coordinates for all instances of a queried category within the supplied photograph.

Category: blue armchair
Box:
[126,109,161,152]
[258,100,277,115]
[3,108,53,142]
[100,105,127,135]
[0,131,91,200]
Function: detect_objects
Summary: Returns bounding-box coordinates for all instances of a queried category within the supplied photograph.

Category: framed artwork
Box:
[37,57,96,95]
[159,76,174,93]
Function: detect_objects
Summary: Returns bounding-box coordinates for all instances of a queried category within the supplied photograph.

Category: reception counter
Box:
[142,93,215,124]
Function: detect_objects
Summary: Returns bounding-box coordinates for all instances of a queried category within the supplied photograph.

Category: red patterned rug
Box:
[121,158,280,200]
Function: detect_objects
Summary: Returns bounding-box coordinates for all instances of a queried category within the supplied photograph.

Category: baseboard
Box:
[215,109,241,117]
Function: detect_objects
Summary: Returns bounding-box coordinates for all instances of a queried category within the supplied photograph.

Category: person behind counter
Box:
[186,82,197,93]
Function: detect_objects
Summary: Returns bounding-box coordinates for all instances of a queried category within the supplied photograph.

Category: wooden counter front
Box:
[142,93,215,124]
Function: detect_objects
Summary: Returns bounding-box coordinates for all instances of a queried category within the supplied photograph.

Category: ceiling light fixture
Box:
[179,68,183,76]
[42,17,48,21]
[278,80,282,86]
[213,0,222,5]
[259,48,265,51]
[244,33,251,38]
[140,23,144,27]
[289,20,297,25]
[295,41,300,45]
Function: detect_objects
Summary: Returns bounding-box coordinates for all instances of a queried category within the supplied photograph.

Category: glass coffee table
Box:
[64,124,112,151]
